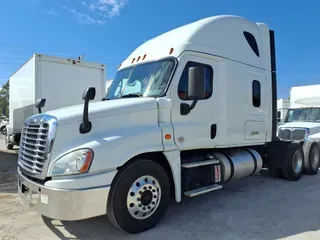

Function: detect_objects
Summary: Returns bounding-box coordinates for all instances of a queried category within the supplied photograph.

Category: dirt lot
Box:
[1,135,320,239]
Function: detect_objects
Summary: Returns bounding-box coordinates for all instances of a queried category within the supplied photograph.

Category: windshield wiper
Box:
[121,93,143,98]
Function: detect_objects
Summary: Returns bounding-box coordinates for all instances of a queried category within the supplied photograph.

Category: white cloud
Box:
[70,9,105,25]
[31,0,129,25]
[88,0,128,18]
[47,9,59,15]
[71,0,129,24]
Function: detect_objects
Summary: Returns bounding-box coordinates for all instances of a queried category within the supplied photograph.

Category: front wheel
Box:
[107,159,170,234]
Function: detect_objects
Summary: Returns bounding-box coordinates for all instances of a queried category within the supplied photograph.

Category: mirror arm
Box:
[79,99,92,134]
[180,100,198,116]
[189,99,198,110]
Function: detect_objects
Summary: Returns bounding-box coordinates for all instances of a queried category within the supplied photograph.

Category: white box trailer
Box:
[6,53,106,149]
[290,84,320,108]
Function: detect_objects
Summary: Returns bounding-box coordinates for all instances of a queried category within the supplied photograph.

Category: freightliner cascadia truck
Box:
[17,15,320,234]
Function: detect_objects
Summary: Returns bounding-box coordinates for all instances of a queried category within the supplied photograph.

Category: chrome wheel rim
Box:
[127,175,161,220]
[293,151,303,174]
[311,147,320,170]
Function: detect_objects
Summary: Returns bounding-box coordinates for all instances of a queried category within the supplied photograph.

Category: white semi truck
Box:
[277,84,320,175]
[6,54,106,150]
[17,15,319,234]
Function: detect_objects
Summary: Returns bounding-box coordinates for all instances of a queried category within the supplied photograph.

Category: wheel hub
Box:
[293,151,303,174]
[127,175,161,220]
[141,190,153,206]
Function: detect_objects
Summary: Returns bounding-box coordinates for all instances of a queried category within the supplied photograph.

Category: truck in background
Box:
[277,98,290,125]
[6,54,106,150]
[277,84,320,175]
[17,15,319,234]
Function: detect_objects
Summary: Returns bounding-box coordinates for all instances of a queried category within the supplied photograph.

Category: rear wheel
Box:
[282,143,304,181]
[303,141,320,175]
[107,159,170,234]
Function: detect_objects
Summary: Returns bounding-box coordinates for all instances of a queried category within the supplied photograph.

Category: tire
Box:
[282,143,304,181]
[5,135,13,150]
[107,159,170,234]
[0,126,6,135]
[303,141,320,175]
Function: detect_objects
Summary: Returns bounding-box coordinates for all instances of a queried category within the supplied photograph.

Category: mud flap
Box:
[262,140,295,170]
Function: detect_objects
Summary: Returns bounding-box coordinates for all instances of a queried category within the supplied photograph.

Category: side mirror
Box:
[277,111,281,123]
[188,66,206,100]
[82,87,96,100]
[180,66,206,115]
[79,87,96,134]
[35,98,46,114]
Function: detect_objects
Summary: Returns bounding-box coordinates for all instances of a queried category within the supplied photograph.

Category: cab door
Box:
[170,55,220,150]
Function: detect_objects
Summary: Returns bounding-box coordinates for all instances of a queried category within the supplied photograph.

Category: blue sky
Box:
[0,0,319,98]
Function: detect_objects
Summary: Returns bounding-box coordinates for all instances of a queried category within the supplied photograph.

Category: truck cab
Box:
[17,15,318,234]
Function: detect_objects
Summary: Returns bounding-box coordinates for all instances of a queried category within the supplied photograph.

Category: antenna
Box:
[77,54,85,61]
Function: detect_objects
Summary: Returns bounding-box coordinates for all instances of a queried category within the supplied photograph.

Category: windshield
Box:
[285,108,320,123]
[106,59,175,100]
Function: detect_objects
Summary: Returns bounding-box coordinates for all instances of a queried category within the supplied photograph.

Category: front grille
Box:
[278,128,292,141]
[18,123,49,174]
[278,127,308,141]
[292,129,307,141]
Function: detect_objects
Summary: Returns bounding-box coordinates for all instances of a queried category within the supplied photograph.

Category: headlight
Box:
[50,149,94,176]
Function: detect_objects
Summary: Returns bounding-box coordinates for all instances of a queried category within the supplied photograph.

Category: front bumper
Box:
[18,169,111,221]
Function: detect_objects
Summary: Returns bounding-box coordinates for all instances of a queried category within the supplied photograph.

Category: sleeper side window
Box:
[178,61,213,100]
[243,31,260,57]
[252,80,261,107]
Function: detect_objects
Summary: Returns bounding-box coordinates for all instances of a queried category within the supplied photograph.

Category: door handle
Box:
[211,124,217,139]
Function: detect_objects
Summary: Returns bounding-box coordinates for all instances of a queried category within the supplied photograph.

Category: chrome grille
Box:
[278,128,292,141]
[277,127,308,141]
[18,122,49,174]
[292,129,307,141]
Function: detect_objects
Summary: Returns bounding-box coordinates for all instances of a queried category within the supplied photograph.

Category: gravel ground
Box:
[1,134,320,240]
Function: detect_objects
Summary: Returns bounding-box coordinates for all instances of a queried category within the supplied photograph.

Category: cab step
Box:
[184,184,223,197]
[181,159,220,168]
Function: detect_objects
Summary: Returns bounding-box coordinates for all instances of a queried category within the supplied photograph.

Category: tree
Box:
[0,80,9,118]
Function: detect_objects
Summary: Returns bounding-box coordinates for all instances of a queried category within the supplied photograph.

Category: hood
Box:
[280,121,320,129]
[45,97,158,125]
